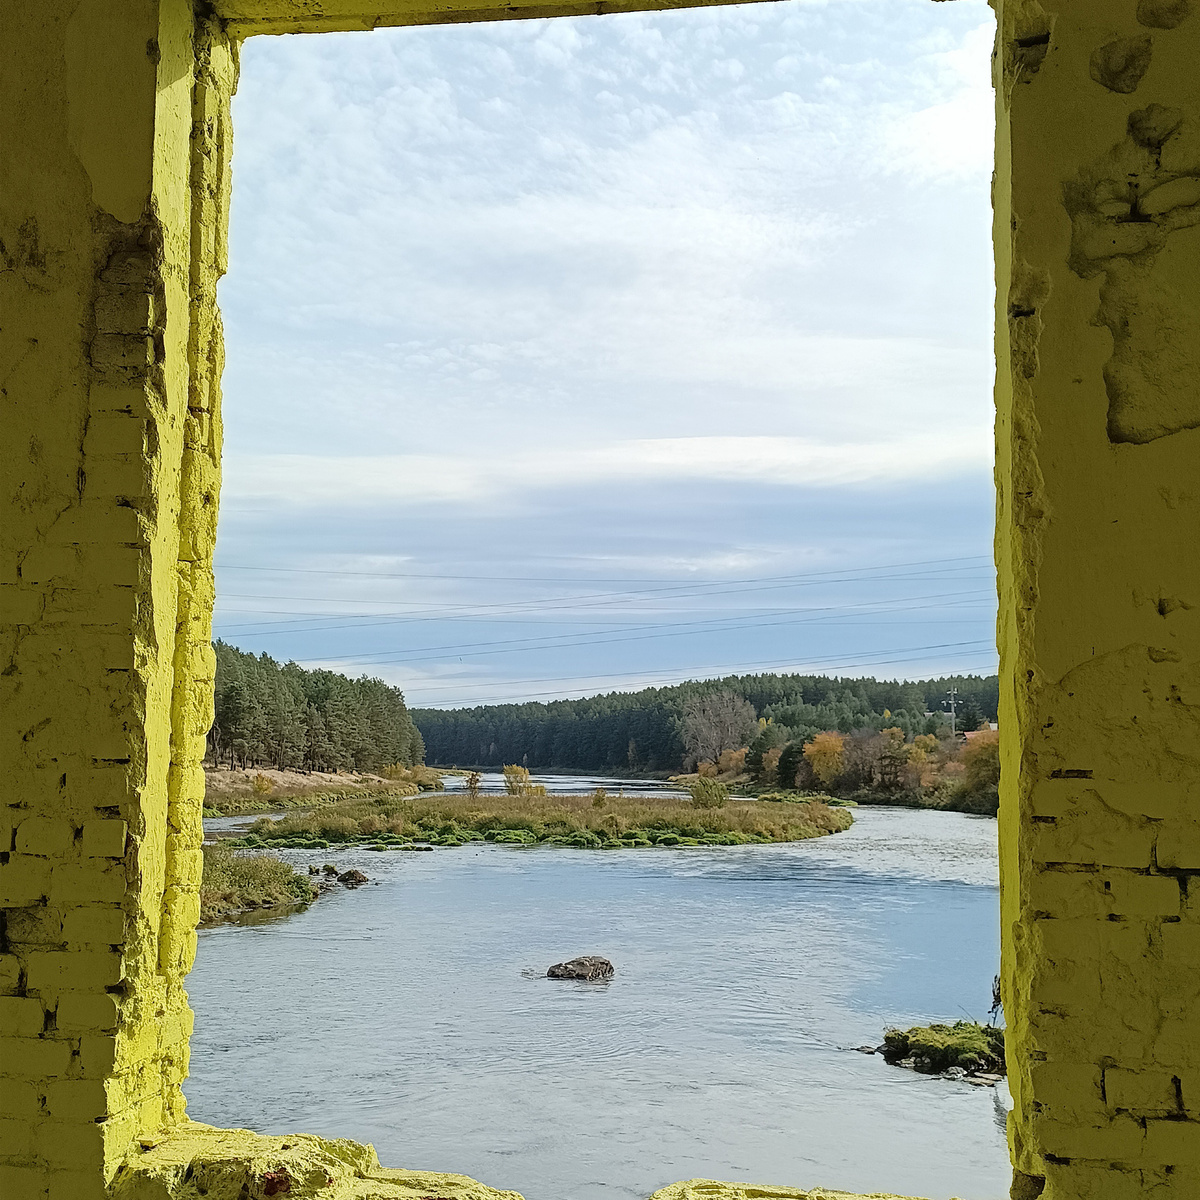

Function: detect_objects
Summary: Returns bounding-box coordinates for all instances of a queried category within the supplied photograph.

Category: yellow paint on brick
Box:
[650,1187,932,1200]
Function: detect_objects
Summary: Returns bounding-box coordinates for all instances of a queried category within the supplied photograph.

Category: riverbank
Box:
[203,766,414,816]
[228,789,852,850]
[747,786,996,817]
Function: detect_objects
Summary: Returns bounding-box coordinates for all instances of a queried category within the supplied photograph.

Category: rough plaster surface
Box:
[995,2,1200,1198]
[110,1124,528,1200]
[645,1183,929,1200]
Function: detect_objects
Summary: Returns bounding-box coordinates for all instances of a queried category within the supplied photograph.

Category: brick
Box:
[1106,1067,1180,1114]
[24,950,122,994]
[0,997,45,1038]
[1101,781,1185,821]
[43,1080,107,1123]
[0,1117,34,1157]
[0,856,51,905]
[47,1171,108,1200]
[82,456,149,499]
[5,906,65,946]
[1161,923,1200,964]
[1028,871,1106,919]
[1034,811,1156,869]
[61,906,125,946]
[13,818,73,857]
[1105,873,1180,917]
[81,819,126,859]
[0,1164,47,1200]
[1157,820,1200,869]
[1030,1060,1104,1117]
[78,1036,117,1078]
[81,414,145,458]
[0,955,23,995]
[55,993,119,1032]
[1144,1116,1200,1163]
[53,504,142,546]
[0,1080,40,1119]
[50,862,126,905]
[1034,1112,1145,1160]
[19,545,77,584]
[0,1037,74,1078]
[35,1118,104,1170]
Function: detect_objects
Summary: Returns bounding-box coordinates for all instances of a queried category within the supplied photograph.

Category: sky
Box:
[213,0,999,709]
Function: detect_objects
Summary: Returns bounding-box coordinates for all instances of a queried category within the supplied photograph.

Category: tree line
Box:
[412,672,998,772]
[207,640,425,773]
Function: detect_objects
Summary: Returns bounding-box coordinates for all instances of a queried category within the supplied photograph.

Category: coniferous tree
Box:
[208,641,423,773]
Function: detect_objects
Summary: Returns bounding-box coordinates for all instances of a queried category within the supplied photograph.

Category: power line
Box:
[211,572,996,639]
[403,643,999,707]
[210,555,994,634]
[279,590,994,667]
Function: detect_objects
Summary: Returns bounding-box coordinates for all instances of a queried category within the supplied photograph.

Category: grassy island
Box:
[227,788,851,851]
[881,1021,1005,1075]
[200,843,318,923]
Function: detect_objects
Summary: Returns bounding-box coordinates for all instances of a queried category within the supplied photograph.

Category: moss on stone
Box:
[880,1022,1005,1075]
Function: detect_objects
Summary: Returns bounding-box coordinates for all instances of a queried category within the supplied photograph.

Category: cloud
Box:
[223,432,990,510]
[213,0,1000,700]
[882,20,996,181]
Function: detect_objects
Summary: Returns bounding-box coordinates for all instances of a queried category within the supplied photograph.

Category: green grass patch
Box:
[228,788,852,851]
[200,842,318,923]
[881,1021,1005,1075]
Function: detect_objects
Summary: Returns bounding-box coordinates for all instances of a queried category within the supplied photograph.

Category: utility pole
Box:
[944,686,959,735]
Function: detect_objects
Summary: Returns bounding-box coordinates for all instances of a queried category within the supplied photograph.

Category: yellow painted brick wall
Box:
[1,2,234,1195]
[995,1,1200,1196]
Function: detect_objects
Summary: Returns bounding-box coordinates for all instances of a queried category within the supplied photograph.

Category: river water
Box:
[188,802,1008,1200]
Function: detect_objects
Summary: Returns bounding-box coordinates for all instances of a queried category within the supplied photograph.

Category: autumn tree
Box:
[963,730,1001,793]
[803,731,846,787]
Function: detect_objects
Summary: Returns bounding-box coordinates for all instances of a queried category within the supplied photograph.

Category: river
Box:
[188,798,1008,1200]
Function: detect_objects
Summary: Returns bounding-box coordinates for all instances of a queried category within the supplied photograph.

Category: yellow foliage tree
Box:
[803,732,846,786]
[716,747,748,775]
[963,731,1001,793]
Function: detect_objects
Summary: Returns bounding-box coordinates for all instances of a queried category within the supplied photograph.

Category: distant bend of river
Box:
[188,801,1008,1200]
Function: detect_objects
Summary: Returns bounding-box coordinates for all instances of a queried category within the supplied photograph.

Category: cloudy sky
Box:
[214,0,998,708]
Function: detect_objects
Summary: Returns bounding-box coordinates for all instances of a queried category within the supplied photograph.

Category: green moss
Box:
[881,1021,1005,1075]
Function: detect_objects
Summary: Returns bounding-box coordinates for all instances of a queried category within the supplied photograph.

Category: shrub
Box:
[689,778,728,809]
[251,773,274,796]
[502,764,547,798]
[716,747,748,775]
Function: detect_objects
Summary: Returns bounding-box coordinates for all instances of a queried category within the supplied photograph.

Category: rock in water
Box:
[547,956,614,981]
[337,869,369,887]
